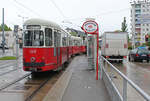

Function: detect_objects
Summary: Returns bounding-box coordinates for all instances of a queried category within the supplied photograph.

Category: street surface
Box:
[0,49,150,101]
[106,60,150,101]
[0,49,62,101]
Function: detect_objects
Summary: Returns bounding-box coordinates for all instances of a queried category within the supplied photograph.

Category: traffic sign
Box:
[82,20,98,34]
[14,25,19,33]
[81,20,99,80]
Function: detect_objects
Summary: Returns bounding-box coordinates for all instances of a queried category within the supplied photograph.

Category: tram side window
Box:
[45,28,52,46]
[69,39,72,46]
[62,37,66,46]
[54,32,61,47]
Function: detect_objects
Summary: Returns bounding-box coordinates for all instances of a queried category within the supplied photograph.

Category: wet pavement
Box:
[0,49,150,101]
[105,60,150,101]
[44,55,111,101]
[0,49,63,101]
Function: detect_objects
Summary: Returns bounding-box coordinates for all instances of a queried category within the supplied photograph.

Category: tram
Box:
[23,19,86,72]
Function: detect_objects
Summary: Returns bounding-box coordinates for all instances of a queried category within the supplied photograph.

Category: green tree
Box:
[114,30,121,32]
[121,17,128,32]
[147,34,150,47]
[0,24,12,31]
[70,31,77,36]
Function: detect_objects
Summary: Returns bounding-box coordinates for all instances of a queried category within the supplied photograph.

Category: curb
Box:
[42,69,73,101]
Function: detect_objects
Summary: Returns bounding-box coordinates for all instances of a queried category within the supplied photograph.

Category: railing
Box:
[99,56,150,101]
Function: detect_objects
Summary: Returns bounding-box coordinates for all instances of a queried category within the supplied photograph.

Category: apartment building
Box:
[131,0,150,46]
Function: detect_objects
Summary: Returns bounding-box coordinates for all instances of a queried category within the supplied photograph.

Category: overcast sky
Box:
[0,0,132,35]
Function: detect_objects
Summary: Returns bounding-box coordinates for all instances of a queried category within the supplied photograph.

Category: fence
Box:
[99,56,150,101]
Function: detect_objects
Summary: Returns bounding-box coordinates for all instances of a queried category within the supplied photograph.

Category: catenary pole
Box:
[2,8,5,53]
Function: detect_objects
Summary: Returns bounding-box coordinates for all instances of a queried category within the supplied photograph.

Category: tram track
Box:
[0,63,19,69]
[0,73,31,91]
[0,69,62,101]
[24,77,51,101]
[0,61,16,67]
[0,67,22,76]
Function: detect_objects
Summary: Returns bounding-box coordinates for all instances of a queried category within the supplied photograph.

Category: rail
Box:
[99,56,150,101]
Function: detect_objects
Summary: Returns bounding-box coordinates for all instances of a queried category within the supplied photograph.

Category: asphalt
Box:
[43,55,111,101]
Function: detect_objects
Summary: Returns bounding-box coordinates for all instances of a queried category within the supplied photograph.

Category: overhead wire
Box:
[64,8,130,21]
[49,0,66,18]
[13,0,43,18]
[62,7,130,31]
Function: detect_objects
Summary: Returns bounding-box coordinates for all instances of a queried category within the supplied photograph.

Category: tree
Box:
[70,31,77,36]
[121,17,128,32]
[0,24,12,31]
[114,30,121,32]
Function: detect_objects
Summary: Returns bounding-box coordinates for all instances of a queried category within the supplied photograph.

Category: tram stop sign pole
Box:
[81,20,99,80]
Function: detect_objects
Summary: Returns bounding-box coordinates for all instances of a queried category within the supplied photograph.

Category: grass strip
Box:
[0,56,17,60]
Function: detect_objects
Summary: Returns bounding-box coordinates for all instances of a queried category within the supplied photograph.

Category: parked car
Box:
[0,45,9,49]
[129,48,150,62]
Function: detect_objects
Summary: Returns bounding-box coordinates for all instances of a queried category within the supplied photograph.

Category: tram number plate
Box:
[141,55,146,56]
[29,68,37,71]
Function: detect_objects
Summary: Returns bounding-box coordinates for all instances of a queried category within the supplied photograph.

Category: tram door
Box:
[54,31,61,67]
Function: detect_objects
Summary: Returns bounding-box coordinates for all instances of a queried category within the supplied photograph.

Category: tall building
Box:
[131,0,150,47]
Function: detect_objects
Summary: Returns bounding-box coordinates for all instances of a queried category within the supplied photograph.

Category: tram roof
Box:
[24,18,61,29]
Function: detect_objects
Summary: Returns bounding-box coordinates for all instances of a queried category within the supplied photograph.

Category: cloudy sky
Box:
[0,0,132,35]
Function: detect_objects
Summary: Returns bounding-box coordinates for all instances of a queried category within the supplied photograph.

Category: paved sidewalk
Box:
[43,55,111,101]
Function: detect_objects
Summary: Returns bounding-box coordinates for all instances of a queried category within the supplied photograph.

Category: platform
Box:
[43,55,111,101]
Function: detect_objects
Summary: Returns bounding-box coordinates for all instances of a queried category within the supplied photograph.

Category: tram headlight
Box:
[30,57,36,62]
[41,57,45,62]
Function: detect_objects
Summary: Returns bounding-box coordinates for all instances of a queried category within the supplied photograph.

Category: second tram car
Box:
[23,19,86,72]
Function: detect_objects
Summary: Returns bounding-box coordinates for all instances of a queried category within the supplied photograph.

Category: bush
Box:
[128,46,132,50]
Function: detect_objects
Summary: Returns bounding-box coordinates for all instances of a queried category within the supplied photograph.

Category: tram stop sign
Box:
[82,20,98,34]
[82,20,99,80]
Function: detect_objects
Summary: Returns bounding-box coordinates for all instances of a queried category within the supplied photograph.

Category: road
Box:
[0,49,63,101]
[107,60,150,101]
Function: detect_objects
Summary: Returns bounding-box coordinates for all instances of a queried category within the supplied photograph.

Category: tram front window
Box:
[24,30,44,46]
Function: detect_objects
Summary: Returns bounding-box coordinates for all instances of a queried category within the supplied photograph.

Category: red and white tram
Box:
[23,19,86,72]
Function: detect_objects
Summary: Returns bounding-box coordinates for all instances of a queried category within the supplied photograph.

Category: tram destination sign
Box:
[27,25,41,29]
[82,20,98,34]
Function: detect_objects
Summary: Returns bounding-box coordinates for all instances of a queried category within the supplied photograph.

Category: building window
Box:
[135,9,141,13]
[135,4,141,8]
[135,14,140,17]
[143,24,145,26]
[143,5,145,7]
[146,28,149,31]
[147,24,149,26]
[143,9,145,12]
[147,9,149,12]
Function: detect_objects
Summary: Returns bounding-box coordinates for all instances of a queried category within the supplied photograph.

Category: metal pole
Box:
[16,32,18,59]
[2,8,5,53]
[96,30,99,80]
[14,25,19,59]
[123,78,127,101]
